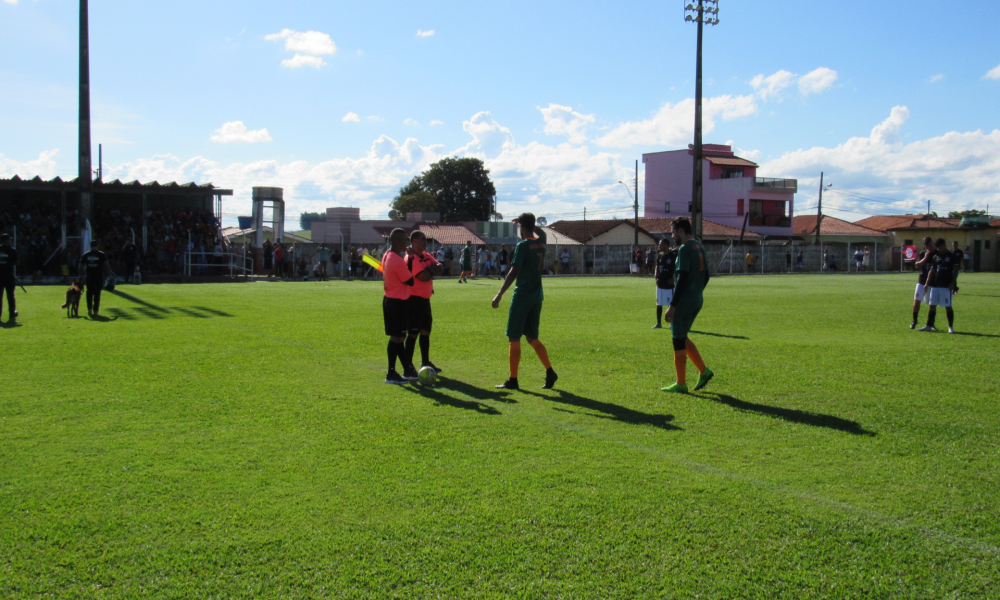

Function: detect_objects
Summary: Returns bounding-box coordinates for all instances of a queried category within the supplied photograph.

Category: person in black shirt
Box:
[910,237,934,330]
[0,233,20,322]
[950,241,963,294]
[122,240,138,283]
[652,238,677,329]
[79,241,113,317]
[918,238,957,333]
[498,245,508,280]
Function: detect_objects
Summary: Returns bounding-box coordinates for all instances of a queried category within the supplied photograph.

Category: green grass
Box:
[1,273,998,598]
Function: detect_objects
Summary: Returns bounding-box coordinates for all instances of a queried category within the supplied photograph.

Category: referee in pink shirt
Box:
[382,229,416,384]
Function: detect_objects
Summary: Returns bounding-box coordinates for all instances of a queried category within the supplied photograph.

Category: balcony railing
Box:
[753,177,797,192]
[749,215,792,228]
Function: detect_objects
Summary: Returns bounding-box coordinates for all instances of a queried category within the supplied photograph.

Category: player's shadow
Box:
[522,389,680,430]
[104,308,136,321]
[193,306,235,317]
[401,384,502,415]
[691,330,749,340]
[88,314,118,322]
[951,331,1000,339]
[108,290,170,313]
[436,376,518,404]
[695,392,875,436]
[1,320,23,328]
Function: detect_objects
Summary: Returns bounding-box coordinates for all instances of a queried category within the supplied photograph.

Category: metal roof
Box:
[0,175,232,195]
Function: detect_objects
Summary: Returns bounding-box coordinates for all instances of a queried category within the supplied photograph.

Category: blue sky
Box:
[2,0,998,226]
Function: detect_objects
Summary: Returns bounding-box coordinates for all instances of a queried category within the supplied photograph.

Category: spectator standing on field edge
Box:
[796,250,804,272]
[785,249,792,273]
[79,240,113,317]
[0,233,20,322]
[561,249,571,274]
[745,251,754,274]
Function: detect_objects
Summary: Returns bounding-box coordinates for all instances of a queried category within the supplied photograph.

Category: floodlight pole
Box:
[79,0,93,233]
[816,172,824,245]
[685,0,718,242]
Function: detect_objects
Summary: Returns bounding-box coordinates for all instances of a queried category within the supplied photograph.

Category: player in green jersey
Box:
[491,213,558,390]
[662,218,713,393]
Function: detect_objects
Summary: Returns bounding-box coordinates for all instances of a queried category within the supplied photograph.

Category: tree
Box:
[948,209,987,219]
[299,211,326,230]
[389,157,496,222]
[537,216,547,227]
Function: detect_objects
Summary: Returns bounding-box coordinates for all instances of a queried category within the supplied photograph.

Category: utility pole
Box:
[79,0,93,233]
[685,0,719,242]
[634,159,639,247]
[927,199,931,216]
[816,171,824,245]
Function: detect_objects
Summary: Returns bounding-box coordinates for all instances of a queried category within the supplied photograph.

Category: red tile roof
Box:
[417,223,484,245]
[549,217,762,242]
[636,217,763,239]
[793,215,886,236]
[705,156,758,168]
[854,214,961,232]
[548,219,655,243]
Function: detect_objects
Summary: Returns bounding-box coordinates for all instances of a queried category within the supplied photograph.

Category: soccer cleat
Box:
[422,362,442,374]
[385,370,406,384]
[495,378,519,390]
[402,366,420,381]
[917,326,937,332]
[661,382,689,393]
[651,323,662,329]
[909,322,916,330]
[949,327,956,334]
[693,368,714,391]
[542,368,558,389]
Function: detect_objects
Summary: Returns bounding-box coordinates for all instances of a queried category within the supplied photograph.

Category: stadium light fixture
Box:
[684,0,719,242]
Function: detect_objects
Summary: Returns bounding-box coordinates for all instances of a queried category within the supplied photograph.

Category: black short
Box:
[383,297,409,337]
[407,296,433,333]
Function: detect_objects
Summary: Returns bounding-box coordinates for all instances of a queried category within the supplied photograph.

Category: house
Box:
[792,214,889,267]
[635,217,764,243]
[548,219,657,246]
[642,144,797,237]
[221,226,311,245]
[854,214,997,271]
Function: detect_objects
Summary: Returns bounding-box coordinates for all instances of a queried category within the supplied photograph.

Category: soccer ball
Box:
[418,366,437,385]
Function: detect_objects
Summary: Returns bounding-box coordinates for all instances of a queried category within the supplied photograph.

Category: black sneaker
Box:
[542,368,558,390]
[909,322,916,330]
[421,362,442,375]
[495,378,519,390]
[402,366,419,381]
[385,370,406,384]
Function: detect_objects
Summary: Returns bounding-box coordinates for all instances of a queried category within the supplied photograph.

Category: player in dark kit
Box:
[0,233,20,322]
[910,237,934,329]
[405,230,445,374]
[919,238,958,334]
[950,240,963,294]
[662,218,712,393]
[492,213,557,390]
[652,238,677,329]
[79,241,113,317]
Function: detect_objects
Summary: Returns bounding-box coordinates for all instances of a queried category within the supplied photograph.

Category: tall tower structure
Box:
[79,0,93,229]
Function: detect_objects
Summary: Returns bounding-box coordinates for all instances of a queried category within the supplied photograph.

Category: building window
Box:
[748,199,790,227]
[987,240,992,250]
[722,167,744,179]
[664,202,671,213]
[737,199,744,216]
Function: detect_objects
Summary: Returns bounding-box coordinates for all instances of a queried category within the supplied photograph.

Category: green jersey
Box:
[675,238,707,305]
[511,230,546,304]
[461,246,472,268]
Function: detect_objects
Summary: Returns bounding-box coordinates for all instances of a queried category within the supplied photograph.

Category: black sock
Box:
[927,310,936,328]
[404,335,417,368]
[656,305,663,324]
[419,334,430,364]
[387,341,403,372]
[946,308,954,328]
[912,310,918,323]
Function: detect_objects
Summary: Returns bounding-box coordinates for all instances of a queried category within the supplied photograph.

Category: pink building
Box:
[642,144,797,237]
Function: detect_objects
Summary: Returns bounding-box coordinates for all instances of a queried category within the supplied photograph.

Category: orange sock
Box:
[509,342,521,378]
[686,339,706,373]
[528,339,552,369]
[673,350,687,386]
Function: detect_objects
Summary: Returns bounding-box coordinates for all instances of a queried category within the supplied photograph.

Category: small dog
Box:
[62,279,83,318]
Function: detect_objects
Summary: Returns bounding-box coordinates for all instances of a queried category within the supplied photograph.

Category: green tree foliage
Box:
[390,157,496,221]
[948,209,988,219]
[299,212,326,230]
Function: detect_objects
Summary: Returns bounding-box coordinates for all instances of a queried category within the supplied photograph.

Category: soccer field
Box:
[2,273,998,598]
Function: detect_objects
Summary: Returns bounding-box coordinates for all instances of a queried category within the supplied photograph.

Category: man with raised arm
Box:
[662,218,713,393]
[491,213,557,391]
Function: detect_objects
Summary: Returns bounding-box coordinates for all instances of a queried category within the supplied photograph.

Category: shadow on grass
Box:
[108,290,170,313]
[1,319,23,328]
[194,306,235,317]
[958,294,1000,298]
[105,308,136,321]
[169,307,210,319]
[691,330,749,340]
[400,382,502,415]
[88,314,118,322]
[694,392,875,436]
[436,376,518,404]
[951,331,1000,339]
[520,389,681,430]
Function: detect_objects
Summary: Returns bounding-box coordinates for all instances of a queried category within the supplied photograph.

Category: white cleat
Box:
[917,326,937,332]
[949,327,956,334]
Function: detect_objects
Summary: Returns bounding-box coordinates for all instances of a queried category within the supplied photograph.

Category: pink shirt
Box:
[408,251,440,299]
[382,250,412,300]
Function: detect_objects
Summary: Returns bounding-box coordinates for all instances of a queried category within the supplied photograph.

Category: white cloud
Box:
[457,111,516,158]
[210,121,273,144]
[0,149,60,179]
[928,74,944,83]
[281,54,326,69]
[342,112,361,123]
[539,104,596,144]
[3,0,18,5]
[798,67,838,95]
[404,118,420,126]
[265,29,337,55]
[596,94,758,148]
[416,30,435,37]
[762,106,1000,217]
[366,115,384,121]
[429,120,444,126]
[984,64,1000,80]
[750,70,796,101]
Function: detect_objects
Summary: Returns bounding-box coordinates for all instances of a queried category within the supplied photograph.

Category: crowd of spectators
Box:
[0,201,222,280]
